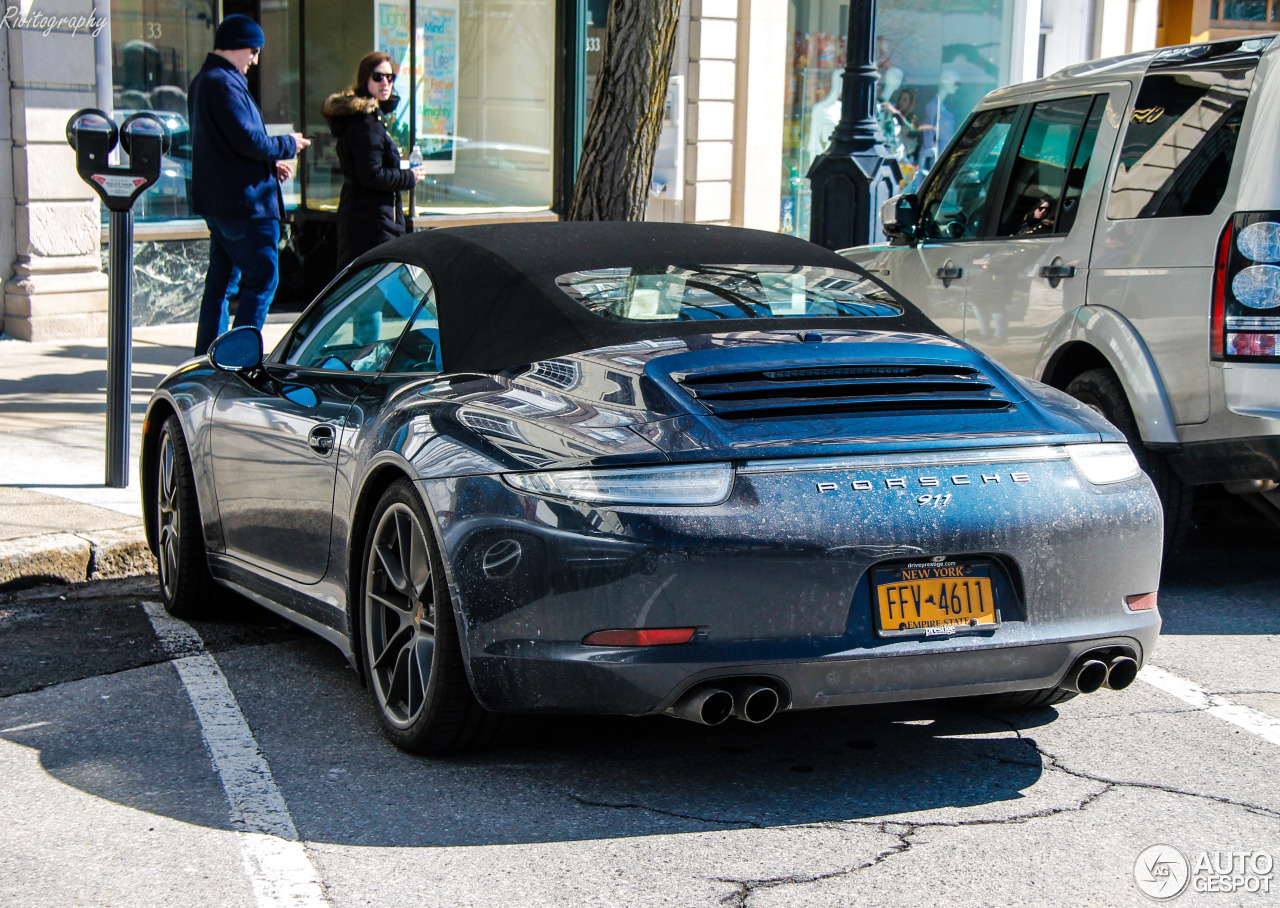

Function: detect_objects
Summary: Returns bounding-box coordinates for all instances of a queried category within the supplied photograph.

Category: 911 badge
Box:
[814,472,1032,493]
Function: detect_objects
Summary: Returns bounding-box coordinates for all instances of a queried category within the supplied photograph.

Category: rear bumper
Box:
[1167,435,1280,484]
[419,446,1163,715]
[466,624,1160,714]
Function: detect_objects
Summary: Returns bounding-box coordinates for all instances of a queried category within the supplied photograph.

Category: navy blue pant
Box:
[195,217,280,357]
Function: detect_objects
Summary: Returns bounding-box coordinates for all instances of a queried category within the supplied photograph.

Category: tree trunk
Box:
[567,0,682,221]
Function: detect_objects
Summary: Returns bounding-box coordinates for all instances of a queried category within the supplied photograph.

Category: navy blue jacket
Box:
[187,54,297,220]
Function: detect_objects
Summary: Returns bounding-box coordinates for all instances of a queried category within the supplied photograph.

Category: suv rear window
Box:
[1108,59,1258,220]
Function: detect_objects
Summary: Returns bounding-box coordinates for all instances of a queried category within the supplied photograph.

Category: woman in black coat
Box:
[322,51,425,270]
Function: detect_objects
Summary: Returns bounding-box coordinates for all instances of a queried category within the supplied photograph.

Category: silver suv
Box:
[842,36,1280,552]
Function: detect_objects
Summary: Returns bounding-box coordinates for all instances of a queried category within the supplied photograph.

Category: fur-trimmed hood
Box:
[324,90,401,138]
[322,89,380,119]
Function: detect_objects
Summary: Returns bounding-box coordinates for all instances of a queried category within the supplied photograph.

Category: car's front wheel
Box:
[155,415,215,619]
[360,480,502,754]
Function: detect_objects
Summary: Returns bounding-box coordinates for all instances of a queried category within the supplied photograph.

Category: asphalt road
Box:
[1,494,1277,907]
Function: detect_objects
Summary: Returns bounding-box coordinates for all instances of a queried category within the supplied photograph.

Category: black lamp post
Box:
[806,0,901,250]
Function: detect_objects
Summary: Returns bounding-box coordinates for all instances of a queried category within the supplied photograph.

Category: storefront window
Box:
[306,0,555,218]
[304,0,383,214]
[413,0,556,215]
[258,0,303,211]
[109,0,216,222]
[781,0,1016,238]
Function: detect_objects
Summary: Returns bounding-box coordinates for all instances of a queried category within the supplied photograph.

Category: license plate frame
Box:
[872,560,1000,638]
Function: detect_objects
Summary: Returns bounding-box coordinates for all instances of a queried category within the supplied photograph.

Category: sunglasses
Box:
[371,71,396,84]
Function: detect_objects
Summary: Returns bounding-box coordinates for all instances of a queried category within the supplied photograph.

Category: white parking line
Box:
[1140,664,1280,747]
[143,601,329,908]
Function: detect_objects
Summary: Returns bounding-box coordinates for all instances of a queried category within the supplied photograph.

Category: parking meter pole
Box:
[105,209,133,488]
[66,109,167,488]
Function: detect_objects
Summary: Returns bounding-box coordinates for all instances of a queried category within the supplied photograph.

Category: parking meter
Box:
[67,109,169,488]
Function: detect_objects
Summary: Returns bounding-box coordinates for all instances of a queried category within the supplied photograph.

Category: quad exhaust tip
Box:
[669,681,783,725]
[1058,651,1140,695]
[670,687,735,725]
[729,683,780,724]
[1104,655,1139,691]
[1061,658,1109,694]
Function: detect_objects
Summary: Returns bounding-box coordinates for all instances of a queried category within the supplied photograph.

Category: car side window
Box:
[384,287,442,373]
[1107,61,1256,220]
[995,95,1094,237]
[284,263,433,372]
[917,106,1019,241]
[1055,95,1107,235]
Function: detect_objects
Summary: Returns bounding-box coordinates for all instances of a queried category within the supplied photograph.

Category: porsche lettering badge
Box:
[815,472,1031,493]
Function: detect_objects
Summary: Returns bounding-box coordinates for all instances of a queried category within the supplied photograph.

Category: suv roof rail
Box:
[1148,35,1275,71]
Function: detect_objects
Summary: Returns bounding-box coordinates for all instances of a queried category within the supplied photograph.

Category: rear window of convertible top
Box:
[555,264,905,322]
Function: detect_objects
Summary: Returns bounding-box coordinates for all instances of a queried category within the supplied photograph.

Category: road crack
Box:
[712,822,916,908]
[563,792,762,828]
[982,711,1280,820]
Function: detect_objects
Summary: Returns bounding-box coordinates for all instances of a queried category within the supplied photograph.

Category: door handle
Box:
[308,425,335,456]
[935,263,963,288]
[1039,262,1076,288]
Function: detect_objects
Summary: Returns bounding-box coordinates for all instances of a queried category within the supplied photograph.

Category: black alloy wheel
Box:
[1065,368,1194,557]
[360,480,503,753]
[155,415,215,618]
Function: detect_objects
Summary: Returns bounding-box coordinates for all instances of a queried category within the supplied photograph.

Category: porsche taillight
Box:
[1213,212,1280,362]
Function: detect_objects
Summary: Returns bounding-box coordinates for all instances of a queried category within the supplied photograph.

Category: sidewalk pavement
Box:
[0,319,289,590]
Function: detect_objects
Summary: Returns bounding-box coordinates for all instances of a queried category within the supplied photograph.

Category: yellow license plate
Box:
[873,561,997,637]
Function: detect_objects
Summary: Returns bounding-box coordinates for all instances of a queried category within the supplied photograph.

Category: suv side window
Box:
[995,95,1096,237]
[1056,95,1107,234]
[917,106,1018,240]
[1108,62,1257,220]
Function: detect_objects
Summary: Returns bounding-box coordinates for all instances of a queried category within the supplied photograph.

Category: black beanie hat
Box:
[214,15,265,51]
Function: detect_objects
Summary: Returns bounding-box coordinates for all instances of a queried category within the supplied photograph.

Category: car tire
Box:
[155,415,217,619]
[972,687,1078,710]
[1065,368,1193,556]
[360,480,504,754]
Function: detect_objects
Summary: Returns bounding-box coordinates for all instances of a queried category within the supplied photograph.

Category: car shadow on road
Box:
[0,625,1060,848]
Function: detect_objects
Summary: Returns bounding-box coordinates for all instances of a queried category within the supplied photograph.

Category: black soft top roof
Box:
[350,221,939,373]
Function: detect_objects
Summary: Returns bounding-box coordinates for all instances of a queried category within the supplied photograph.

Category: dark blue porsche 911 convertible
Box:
[142,222,1162,753]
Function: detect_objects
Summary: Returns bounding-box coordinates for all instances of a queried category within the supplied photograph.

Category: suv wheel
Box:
[1066,368,1193,557]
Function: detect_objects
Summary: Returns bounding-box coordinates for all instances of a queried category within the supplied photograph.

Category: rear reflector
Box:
[582,627,697,646]
[1125,592,1158,611]
[1228,332,1278,357]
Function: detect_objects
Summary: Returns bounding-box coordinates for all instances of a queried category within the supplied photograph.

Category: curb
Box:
[0,526,156,588]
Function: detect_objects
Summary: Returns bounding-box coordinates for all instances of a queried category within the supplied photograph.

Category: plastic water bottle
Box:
[408,145,423,167]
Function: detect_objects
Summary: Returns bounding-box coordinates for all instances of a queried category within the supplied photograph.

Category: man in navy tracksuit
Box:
[188,15,311,356]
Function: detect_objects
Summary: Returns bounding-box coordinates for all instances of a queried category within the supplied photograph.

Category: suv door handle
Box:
[308,425,335,456]
[935,264,963,288]
[1039,263,1076,288]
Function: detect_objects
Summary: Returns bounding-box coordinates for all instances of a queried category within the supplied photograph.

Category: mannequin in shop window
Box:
[806,70,843,168]
[918,70,959,172]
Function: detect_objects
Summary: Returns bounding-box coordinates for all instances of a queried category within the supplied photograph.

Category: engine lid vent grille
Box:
[672,363,1012,420]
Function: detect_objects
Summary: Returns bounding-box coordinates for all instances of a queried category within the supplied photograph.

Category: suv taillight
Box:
[1213,212,1280,362]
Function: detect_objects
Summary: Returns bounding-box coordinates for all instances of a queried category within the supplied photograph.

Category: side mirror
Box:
[209,326,263,372]
[881,193,920,240]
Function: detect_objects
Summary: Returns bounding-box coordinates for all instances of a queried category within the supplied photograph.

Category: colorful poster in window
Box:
[375,0,458,174]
